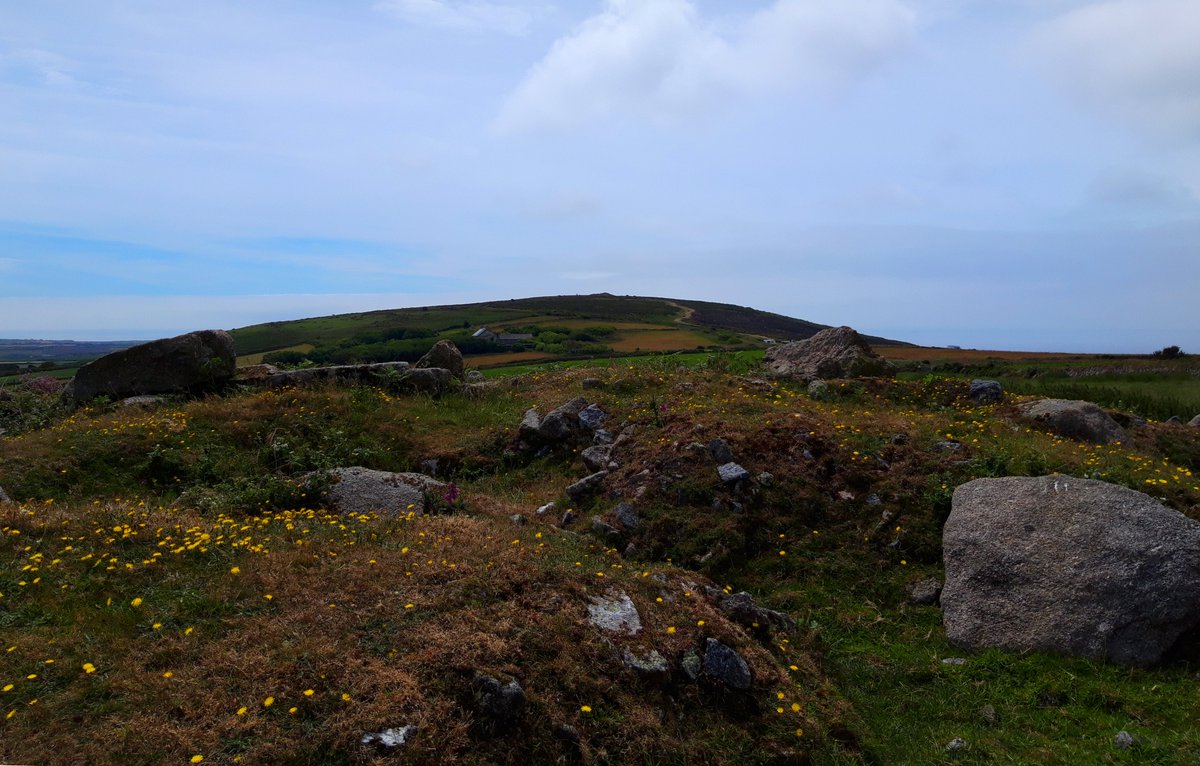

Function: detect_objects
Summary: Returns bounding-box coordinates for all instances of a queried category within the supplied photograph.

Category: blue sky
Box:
[1,0,1198,351]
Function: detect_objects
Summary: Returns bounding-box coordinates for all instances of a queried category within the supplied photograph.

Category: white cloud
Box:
[374,0,532,35]
[494,0,915,133]
[1029,0,1200,142]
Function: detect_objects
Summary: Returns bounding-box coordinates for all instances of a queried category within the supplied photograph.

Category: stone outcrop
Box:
[67,330,236,403]
[943,475,1200,667]
[763,326,895,383]
[255,362,453,395]
[1016,399,1126,444]
[416,340,464,379]
[323,467,446,517]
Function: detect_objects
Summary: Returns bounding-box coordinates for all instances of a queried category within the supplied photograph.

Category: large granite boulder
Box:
[763,326,895,383]
[324,467,446,517]
[943,475,1200,667]
[67,330,236,403]
[416,340,464,380]
[1016,399,1126,444]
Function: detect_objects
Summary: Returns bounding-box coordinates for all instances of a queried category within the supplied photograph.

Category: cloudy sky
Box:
[2,0,1198,351]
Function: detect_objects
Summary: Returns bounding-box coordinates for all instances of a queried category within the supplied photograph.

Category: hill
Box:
[228,294,907,369]
[2,349,1199,764]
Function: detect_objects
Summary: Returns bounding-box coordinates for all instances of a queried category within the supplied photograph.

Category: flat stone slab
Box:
[587,590,642,636]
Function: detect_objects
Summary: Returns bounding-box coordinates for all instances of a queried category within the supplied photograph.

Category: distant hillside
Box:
[229,294,908,368]
[0,339,138,364]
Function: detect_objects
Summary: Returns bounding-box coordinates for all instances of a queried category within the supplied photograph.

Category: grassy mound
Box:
[2,362,1199,765]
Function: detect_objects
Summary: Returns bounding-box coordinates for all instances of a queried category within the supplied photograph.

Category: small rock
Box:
[837,490,855,501]
[1114,730,1136,750]
[473,674,525,734]
[536,501,556,516]
[945,737,967,752]
[909,578,943,606]
[702,587,794,631]
[890,433,909,445]
[941,657,966,666]
[702,638,752,691]
[117,395,166,409]
[580,444,613,472]
[325,467,445,517]
[361,725,417,752]
[511,514,527,526]
[1188,414,1200,427]
[592,516,622,542]
[756,472,774,487]
[0,485,10,504]
[866,493,882,506]
[419,458,440,476]
[978,704,997,724]
[936,440,962,451]
[581,377,604,389]
[519,408,542,439]
[559,509,576,528]
[566,471,608,500]
[969,379,1003,404]
[680,651,703,682]
[717,462,750,483]
[807,379,832,400]
[614,502,640,529]
[1167,415,1183,425]
[621,647,670,678]
[709,438,735,464]
[578,403,608,430]
[593,428,614,444]
[465,369,485,383]
[587,591,642,636]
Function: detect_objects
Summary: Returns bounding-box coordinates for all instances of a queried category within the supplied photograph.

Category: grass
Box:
[2,359,1200,764]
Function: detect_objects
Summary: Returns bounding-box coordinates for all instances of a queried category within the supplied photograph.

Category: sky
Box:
[1,0,1198,351]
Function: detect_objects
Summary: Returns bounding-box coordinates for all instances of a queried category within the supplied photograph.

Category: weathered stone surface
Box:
[592,516,622,543]
[325,467,445,517]
[943,475,1200,666]
[535,501,556,516]
[1189,414,1200,427]
[717,462,750,483]
[908,578,943,606]
[416,339,464,379]
[257,362,453,395]
[519,408,541,439]
[0,485,10,504]
[566,470,608,500]
[702,638,752,691]
[1115,731,1136,750]
[473,674,525,734]
[580,444,613,472]
[613,502,640,529]
[807,379,833,400]
[69,329,236,402]
[587,591,642,636]
[465,369,485,383]
[1016,399,1126,444]
[621,647,670,679]
[361,725,417,752]
[708,438,734,464]
[702,586,794,631]
[763,326,895,383]
[234,363,280,382]
[969,379,1003,404]
[578,403,608,431]
[116,395,165,409]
